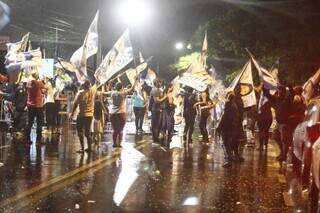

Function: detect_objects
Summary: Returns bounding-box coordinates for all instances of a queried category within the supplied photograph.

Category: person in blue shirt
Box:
[132,82,148,134]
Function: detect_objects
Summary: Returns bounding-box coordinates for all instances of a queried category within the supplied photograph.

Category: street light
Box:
[175,42,184,50]
[116,0,151,27]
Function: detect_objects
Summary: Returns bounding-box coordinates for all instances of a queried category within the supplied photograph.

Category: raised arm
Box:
[194,92,207,108]
[122,78,139,96]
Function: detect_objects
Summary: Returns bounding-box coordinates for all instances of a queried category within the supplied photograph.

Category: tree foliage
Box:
[186,1,320,85]
[173,52,200,72]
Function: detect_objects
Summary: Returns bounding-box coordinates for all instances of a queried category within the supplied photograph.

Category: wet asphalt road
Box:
[0,124,308,212]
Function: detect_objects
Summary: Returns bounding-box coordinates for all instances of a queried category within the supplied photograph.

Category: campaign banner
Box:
[95,29,133,85]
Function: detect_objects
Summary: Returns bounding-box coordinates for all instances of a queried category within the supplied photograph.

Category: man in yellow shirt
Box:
[70,80,97,153]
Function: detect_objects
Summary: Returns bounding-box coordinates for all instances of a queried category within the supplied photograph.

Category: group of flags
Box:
[5,11,157,91]
[226,54,279,110]
[6,10,320,110]
[4,33,45,83]
[68,11,157,88]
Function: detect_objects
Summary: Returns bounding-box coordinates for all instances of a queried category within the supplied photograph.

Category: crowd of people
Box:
[0,70,312,170]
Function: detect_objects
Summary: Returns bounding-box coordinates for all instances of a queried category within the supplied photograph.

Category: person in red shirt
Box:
[25,71,46,144]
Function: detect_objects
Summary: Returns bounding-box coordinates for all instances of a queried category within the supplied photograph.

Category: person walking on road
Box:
[162,83,175,145]
[150,79,167,144]
[70,80,97,153]
[218,92,243,167]
[44,77,57,134]
[183,87,197,144]
[104,79,138,148]
[194,88,215,143]
[25,71,46,145]
[132,82,148,135]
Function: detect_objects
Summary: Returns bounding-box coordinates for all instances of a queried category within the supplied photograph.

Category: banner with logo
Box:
[228,60,256,108]
[95,29,134,85]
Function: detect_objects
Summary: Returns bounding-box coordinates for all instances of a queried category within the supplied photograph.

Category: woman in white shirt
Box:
[44,77,57,133]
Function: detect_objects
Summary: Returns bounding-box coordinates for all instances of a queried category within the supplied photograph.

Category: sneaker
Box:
[77,149,84,153]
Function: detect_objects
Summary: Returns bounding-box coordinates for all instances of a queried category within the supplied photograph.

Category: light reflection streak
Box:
[113,143,146,206]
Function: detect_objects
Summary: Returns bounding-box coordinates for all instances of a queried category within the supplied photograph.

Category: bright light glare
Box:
[116,0,151,26]
[183,197,199,206]
[175,42,184,50]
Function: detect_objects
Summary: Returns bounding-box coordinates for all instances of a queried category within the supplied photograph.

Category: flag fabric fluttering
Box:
[200,31,208,68]
[139,52,145,63]
[251,55,278,90]
[55,60,78,73]
[250,55,279,111]
[70,11,99,82]
[302,68,320,103]
[177,60,214,92]
[228,60,257,108]
[124,62,148,85]
[6,32,29,56]
[141,68,157,86]
[94,29,134,85]
[5,47,42,83]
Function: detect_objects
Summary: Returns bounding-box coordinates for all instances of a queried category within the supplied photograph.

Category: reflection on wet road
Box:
[0,125,303,212]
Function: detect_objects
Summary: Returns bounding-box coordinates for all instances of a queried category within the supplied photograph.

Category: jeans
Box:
[76,116,93,150]
[110,113,126,146]
[133,107,145,131]
[151,110,162,143]
[25,107,44,142]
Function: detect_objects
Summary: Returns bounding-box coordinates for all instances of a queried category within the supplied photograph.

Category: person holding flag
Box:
[194,87,216,143]
[150,79,168,144]
[183,87,197,144]
[70,80,97,153]
[103,78,138,148]
[218,91,243,167]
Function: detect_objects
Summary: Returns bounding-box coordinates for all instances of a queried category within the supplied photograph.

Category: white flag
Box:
[177,60,214,92]
[200,31,208,68]
[228,60,257,108]
[70,11,99,82]
[139,52,145,63]
[6,32,30,56]
[94,29,134,84]
[251,56,279,111]
[251,56,278,90]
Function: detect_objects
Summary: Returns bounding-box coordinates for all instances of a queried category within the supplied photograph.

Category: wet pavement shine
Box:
[0,124,307,212]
